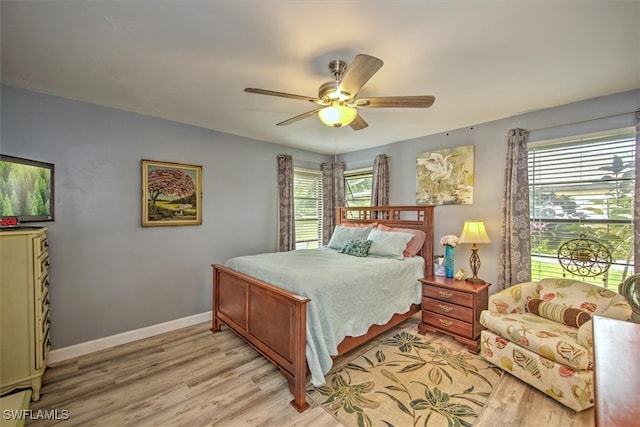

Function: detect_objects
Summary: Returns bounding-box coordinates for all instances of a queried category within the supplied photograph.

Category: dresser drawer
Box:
[37,274,50,300]
[36,306,50,369]
[40,306,50,335]
[36,326,50,371]
[38,285,49,316]
[34,252,50,282]
[422,312,474,339]
[34,235,48,257]
[422,284,473,307]
[423,297,474,322]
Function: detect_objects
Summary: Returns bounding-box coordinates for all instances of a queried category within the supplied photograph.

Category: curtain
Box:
[371,154,389,207]
[321,162,345,245]
[371,154,389,219]
[498,128,531,290]
[635,111,640,273]
[277,154,295,252]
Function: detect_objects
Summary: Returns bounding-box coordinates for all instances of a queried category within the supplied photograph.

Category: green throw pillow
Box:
[340,239,373,257]
[527,299,591,328]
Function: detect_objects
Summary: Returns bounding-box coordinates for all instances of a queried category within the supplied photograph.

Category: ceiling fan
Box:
[244,54,435,130]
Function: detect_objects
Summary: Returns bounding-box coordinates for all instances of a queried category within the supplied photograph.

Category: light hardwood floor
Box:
[25,315,593,426]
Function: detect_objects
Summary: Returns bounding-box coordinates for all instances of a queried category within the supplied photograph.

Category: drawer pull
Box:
[439,318,453,328]
[438,290,453,299]
[438,304,453,313]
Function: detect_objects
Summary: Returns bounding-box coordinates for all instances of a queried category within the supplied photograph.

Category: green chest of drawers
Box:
[0,228,50,400]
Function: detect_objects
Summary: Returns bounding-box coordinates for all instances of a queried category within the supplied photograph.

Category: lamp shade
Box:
[458,220,491,244]
[318,104,357,127]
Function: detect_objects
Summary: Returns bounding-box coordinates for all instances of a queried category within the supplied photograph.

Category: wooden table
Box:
[593,315,640,427]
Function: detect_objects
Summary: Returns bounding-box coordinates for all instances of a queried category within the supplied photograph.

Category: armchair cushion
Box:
[527,299,591,328]
[577,319,593,349]
[537,278,631,320]
[488,278,632,321]
[480,311,591,370]
[488,281,540,314]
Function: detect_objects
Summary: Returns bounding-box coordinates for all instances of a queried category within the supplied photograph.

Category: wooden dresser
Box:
[0,228,50,400]
[418,276,489,353]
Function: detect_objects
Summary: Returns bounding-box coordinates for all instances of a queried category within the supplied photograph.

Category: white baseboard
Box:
[48,311,213,365]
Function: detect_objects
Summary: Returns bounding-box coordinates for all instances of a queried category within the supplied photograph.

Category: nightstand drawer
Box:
[422,285,473,307]
[422,313,473,339]
[423,297,473,322]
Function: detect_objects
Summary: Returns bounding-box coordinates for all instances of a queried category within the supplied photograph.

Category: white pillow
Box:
[367,228,414,259]
[327,225,373,250]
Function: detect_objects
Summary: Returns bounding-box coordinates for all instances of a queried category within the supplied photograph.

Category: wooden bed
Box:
[211,206,434,412]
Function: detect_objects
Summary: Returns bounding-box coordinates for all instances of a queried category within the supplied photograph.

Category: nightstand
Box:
[418,275,489,353]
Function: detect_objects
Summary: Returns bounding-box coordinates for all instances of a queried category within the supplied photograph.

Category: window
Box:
[293,168,322,249]
[528,130,635,290]
[293,167,372,248]
[344,168,373,218]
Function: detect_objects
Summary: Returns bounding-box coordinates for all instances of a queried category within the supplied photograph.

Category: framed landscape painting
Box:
[141,159,202,227]
[416,144,474,205]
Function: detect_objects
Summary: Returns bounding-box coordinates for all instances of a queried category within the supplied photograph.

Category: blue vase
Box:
[445,245,455,278]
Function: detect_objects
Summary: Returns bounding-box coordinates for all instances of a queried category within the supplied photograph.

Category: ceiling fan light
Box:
[318,105,357,127]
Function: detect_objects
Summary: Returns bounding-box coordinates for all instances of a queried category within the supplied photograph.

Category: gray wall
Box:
[2,85,639,349]
[1,85,330,348]
[341,89,640,289]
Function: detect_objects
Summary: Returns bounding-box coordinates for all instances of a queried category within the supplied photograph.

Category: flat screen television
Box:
[0,154,55,223]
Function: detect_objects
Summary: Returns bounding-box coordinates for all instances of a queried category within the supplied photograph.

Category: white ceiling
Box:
[2,1,639,154]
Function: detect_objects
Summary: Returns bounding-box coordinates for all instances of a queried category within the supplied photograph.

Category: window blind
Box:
[528,131,635,289]
[293,169,323,249]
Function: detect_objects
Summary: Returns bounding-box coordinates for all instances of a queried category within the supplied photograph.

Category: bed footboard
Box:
[212,264,310,412]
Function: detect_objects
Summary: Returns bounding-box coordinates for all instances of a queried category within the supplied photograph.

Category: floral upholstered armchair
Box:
[479,278,632,412]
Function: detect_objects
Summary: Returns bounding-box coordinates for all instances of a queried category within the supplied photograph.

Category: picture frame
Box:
[434,255,446,276]
[141,159,202,227]
[416,144,474,205]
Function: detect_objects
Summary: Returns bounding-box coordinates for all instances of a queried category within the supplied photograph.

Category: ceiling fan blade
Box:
[338,54,383,98]
[245,88,321,104]
[349,113,368,131]
[355,95,435,108]
[276,109,322,126]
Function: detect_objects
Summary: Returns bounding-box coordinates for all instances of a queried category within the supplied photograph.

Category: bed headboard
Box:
[336,206,435,276]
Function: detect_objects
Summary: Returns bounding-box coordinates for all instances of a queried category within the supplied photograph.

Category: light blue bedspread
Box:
[224,247,424,386]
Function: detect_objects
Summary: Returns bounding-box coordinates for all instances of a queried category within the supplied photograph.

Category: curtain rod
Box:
[512,109,638,135]
[340,154,390,164]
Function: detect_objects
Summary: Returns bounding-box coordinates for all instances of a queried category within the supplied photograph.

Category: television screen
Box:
[0,154,55,223]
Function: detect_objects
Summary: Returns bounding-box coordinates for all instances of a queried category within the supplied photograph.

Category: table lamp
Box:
[458,220,491,284]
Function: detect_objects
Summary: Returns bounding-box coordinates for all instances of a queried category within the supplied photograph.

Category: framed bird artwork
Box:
[416,145,474,205]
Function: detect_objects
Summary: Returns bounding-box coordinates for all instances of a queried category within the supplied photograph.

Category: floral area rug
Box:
[308,332,503,427]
